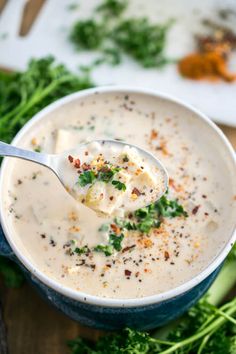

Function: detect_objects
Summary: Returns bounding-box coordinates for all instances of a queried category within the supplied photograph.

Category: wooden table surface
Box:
[0,124,235,354]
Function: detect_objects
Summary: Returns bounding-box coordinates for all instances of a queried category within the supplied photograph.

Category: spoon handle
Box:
[0,141,51,168]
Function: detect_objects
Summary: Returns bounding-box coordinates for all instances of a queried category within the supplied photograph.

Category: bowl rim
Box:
[0,86,235,308]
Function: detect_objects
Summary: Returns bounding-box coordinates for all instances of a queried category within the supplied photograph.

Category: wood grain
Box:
[0,124,235,354]
[0,0,7,15]
[19,0,46,36]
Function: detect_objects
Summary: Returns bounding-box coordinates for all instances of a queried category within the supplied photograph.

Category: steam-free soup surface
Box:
[3,92,235,299]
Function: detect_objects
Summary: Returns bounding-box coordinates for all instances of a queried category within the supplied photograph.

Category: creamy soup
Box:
[57,141,166,215]
[2,92,235,299]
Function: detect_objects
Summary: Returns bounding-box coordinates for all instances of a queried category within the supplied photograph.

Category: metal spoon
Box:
[0,139,168,208]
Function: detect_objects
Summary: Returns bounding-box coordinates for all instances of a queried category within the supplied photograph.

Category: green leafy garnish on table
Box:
[0,56,93,143]
[68,246,236,354]
[113,18,172,68]
[96,0,128,16]
[69,0,172,69]
[70,19,106,50]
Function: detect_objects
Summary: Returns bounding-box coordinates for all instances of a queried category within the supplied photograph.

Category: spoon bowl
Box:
[0,139,169,213]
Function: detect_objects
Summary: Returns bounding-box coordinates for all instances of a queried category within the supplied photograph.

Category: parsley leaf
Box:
[112,180,126,191]
[69,7,171,70]
[93,244,113,256]
[96,0,128,16]
[97,166,120,183]
[74,245,90,255]
[78,170,96,187]
[68,297,236,353]
[113,194,188,235]
[155,195,188,218]
[113,18,171,68]
[0,56,93,143]
[137,217,160,233]
[109,233,124,251]
[96,0,128,17]
[70,19,105,50]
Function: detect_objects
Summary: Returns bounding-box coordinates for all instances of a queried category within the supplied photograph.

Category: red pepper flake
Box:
[82,162,91,171]
[74,158,81,168]
[68,155,74,163]
[122,245,136,253]
[135,271,140,278]
[124,269,132,276]
[109,196,114,201]
[192,205,200,215]
[132,187,141,196]
[111,224,121,235]
[164,251,170,261]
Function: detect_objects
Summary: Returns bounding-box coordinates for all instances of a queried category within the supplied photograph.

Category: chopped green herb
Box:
[100,47,122,66]
[96,0,128,17]
[109,233,124,251]
[113,18,172,67]
[74,245,90,254]
[69,5,172,69]
[68,293,236,353]
[137,217,160,233]
[97,166,120,183]
[112,180,126,191]
[70,19,105,49]
[93,244,113,256]
[113,194,187,235]
[34,146,41,152]
[78,170,96,187]
[155,195,188,218]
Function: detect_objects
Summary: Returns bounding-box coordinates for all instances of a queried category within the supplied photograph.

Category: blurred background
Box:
[0,0,235,353]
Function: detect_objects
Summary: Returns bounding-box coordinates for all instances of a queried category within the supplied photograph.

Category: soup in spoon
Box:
[58,141,167,216]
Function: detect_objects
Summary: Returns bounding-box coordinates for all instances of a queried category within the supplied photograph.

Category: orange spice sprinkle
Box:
[138,238,153,248]
[150,129,158,140]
